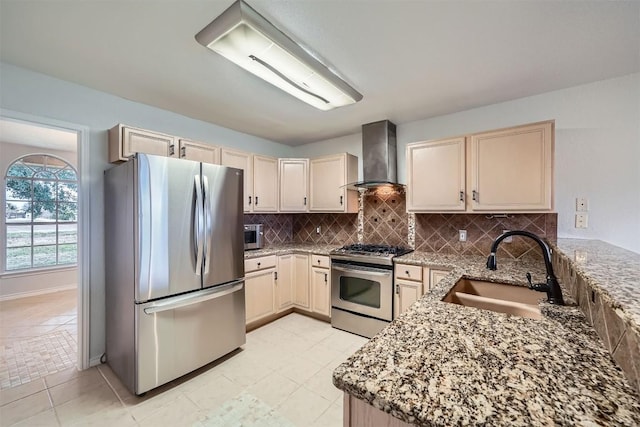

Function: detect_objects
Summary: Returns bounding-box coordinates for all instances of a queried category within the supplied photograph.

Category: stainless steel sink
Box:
[442,278,542,319]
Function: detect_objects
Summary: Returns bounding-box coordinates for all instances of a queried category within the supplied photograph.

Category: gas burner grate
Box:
[338,243,412,256]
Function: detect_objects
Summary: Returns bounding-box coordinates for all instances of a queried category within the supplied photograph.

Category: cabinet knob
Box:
[257,262,261,267]
[459,191,464,202]
[324,273,327,283]
[304,196,307,206]
[249,196,252,205]
[405,270,410,276]
[274,271,278,280]
[180,146,186,158]
[395,284,400,294]
[339,195,343,205]
[317,259,321,264]
[169,144,175,156]
[255,196,259,205]
[472,190,478,202]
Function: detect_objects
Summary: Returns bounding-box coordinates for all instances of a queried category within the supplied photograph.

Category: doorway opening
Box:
[0,114,89,389]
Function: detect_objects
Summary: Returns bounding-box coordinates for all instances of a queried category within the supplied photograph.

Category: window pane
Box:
[58,223,77,244]
[58,203,77,222]
[6,163,33,178]
[32,203,56,222]
[33,245,57,267]
[34,170,56,179]
[32,180,56,201]
[5,202,31,222]
[6,225,31,247]
[6,247,31,270]
[58,244,77,265]
[57,168,77,180]
[6,178,31,201]
[33,224,57,245]
[57,182,78,202]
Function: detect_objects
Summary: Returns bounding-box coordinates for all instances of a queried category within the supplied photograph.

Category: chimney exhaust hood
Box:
[351,120,403,189]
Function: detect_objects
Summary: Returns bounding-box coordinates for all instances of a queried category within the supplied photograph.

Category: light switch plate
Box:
[576,197,589,212]
[575,213,588,228]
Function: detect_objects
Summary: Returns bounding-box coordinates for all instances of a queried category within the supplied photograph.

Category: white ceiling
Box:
[0,119,77,152]
[0,1,638,146]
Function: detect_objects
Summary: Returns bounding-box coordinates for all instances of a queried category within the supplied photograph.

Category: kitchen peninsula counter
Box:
[244,243,340,258]
[333,243,640,426]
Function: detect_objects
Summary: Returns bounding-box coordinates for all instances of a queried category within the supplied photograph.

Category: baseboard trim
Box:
[0,284,77,301]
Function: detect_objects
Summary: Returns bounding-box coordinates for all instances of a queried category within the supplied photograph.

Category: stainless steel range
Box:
[330,244,413,338]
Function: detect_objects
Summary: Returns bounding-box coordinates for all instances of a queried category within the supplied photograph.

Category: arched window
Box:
[4,154,77,271]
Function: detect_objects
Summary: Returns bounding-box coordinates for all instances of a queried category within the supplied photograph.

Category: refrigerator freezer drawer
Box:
[135,281,246,394]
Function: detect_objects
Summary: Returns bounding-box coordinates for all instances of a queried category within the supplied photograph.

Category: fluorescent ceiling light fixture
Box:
[195,0,363,111]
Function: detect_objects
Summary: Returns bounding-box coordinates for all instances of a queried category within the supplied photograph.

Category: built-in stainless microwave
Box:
[244,224,264,250]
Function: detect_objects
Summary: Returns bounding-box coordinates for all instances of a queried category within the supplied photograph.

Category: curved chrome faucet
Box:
[486,230,565,305]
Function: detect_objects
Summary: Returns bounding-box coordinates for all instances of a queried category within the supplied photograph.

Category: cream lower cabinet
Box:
[245,256,277,324]
[277,253,310,311]
[293,254,310,309]
[394,263,423,319]
[406,120,554,213]
[309,153,358,213]
[311,264,331,316]
[279,159,309,212]
[178,139,220,164]
[108,124,177,163]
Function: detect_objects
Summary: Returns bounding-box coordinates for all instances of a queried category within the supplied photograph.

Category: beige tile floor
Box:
[0,290,78,389]
[0,312,368,426]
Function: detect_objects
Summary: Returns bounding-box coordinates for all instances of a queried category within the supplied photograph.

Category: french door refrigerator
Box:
[104,153,245,395]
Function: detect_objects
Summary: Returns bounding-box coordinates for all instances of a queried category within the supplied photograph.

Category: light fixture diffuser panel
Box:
[195,0,362,110]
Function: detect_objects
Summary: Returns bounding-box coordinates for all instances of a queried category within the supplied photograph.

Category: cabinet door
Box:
[109,125,177,163]
[406,137,466,211]
[279,159,309,212]
[310,153,357,212]
[245,269,276,324]
[429,269,450,291]
[253,155,279,212]
[221,148,253,212]
[178,139,220,165]
[393,279,421,319]
[311,267,330,316]
[470,121,553,211]
[293,254,310,309]
[276,255,294,312]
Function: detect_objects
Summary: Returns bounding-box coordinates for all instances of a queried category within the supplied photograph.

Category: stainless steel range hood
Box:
[351,120,403,189]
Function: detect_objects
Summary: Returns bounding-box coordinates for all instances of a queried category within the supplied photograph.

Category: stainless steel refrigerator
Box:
[104,153,245,395]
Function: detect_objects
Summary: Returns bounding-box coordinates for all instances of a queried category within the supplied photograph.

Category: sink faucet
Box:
[486,230,564,305]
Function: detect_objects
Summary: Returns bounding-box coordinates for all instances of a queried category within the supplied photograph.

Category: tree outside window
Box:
[4,154,77,271]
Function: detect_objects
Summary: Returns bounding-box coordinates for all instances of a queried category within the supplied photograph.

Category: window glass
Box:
[4,155,78,271]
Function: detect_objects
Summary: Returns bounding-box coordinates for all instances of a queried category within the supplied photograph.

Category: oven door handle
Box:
[332,265,391,276]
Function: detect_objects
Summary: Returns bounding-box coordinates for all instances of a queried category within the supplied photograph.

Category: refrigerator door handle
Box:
[194,175,204,276]
[202,175,211,275]
[143,280,244,314]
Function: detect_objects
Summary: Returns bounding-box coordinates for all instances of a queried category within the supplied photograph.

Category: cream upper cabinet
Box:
[221,148,253,212]
[470,121,554,211]
[253,155,279,212]
[293,254,310,309]
[310,153,358,213]
[406,137,466,212]
[406,120,554,213]
[311,265,331,317]
[108,124,177,163]
[178,139,220,165]
[279,159,309,212]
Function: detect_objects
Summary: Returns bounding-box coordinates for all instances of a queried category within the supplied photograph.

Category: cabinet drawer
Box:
[311,255,330,269]
[244,255,277,273]
[394,263,422,281]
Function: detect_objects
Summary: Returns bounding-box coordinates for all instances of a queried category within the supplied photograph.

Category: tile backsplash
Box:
[414,212,558,260]
[292,213,358,245]
[246,191,557,259]
[243,214,293,246]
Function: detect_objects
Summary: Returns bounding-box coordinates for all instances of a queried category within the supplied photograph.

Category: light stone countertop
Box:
[243,243,340,259]
[333,248,640,426]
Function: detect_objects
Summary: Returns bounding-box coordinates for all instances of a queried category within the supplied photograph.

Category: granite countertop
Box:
[244,243,340,258]
[333,248,640,426]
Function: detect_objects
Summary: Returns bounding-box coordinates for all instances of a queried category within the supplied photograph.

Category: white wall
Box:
[0,62,292,363]
[294,73,640,254]
[0,141,78,298]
